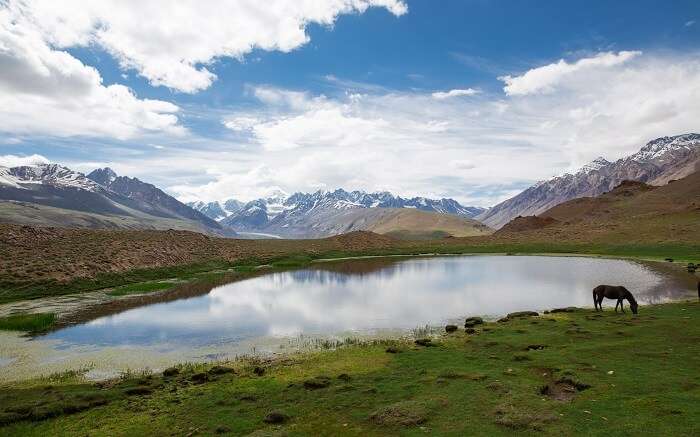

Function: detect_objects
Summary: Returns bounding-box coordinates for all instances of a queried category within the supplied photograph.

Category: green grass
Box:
[2,301,699,435]
[107,281,174,297]
[0,313,56,333]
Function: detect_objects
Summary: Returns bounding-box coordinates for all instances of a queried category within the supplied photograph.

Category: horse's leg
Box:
[620,299,625,313]
[614,300,619,313]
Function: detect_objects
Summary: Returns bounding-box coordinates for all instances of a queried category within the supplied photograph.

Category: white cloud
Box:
[179,51,700,207]
[12,0,407,93]
[0,153,50,167]
[500,51,642,96]
[450,159,476,170]
[686,20,696,27]
[431,88,478,99]
[0,6,184,139]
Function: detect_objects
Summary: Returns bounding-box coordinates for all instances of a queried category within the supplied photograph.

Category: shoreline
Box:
[0,251,695,332]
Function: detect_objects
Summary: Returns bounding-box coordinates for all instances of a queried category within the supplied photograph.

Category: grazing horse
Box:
[592,285,638,314]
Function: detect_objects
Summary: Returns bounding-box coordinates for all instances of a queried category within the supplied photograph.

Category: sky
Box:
[0,0,699,207]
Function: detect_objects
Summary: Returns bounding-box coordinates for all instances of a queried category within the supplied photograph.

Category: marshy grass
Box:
[107,281,174,297]
[0,312,56,333]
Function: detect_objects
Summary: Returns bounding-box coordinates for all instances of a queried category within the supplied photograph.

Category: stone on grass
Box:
[445,324,458,333]
[303,376,331,389]
[263,411,289,424]
[162,367,179,377]
[506,311,539,319]
[464,317,484,328]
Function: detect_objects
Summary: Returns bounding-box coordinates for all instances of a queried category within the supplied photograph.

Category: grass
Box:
[107,281,174,297]
[0,313,56,333]
[1,301,699,435]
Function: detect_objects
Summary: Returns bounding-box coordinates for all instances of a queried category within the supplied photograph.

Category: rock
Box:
[550,307,577,313]
[445,324,458,333]
[303,376,331,389]
[263,411,289,424]
[414,338,433,347]
[385,346,401,354]
[497,317,510,323]
[124,386,153,396]
[162,367,179,377]
[190,372,209,384]
[464,317,484,328]
[506,311,539,319]
[525,344,547,351]
[215,425,232,434]
[208,365,234,375]
[465,328,476,334]
[253,366,265,376]
[337,373,351,381]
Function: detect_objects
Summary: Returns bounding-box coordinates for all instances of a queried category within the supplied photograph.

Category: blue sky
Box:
[1,0,699,206]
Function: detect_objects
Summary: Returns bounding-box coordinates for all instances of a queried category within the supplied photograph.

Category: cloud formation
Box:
[176,51,699,206]
[500,51,641,96]
[0,6,184,139]
[0,153,50,167]
[431,88,478,99]
[12,0,407,93]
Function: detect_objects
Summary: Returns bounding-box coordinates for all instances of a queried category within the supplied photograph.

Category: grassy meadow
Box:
[1,301,698,436]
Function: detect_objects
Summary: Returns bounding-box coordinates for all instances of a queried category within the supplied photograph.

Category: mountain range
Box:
[0,164,228,235]
[1,133,697,239]
[188,190,486,238]
[477,133,700,228]
[495,167,700,245]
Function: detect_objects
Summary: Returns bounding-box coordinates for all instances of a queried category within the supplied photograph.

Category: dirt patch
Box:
[539,382,576,402]
[369,400,430,427]
[303,376,331,389]
[496,216,559,234]
[492,403,557,430]
[263,411,289,424]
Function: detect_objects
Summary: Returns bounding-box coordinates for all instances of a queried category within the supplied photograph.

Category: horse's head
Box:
[620,287,639,314]
[629,298,639,314]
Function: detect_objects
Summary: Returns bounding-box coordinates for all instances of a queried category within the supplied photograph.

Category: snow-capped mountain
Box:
[0,164,102,192]
[191,189,484,223]
[192,189,485,237]
[186,199,245,221]
[477,133,700,228]
[0,163,227,234]
[87,168,221,230]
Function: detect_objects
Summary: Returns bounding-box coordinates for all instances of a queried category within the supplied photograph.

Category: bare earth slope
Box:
[478,133,700,228]
[497,171,700,244]
[365,208,492,239]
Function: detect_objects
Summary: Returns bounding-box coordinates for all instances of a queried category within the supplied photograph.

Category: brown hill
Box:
[495,216,559,234]
[496,171,700,244]
[364,208,492,239]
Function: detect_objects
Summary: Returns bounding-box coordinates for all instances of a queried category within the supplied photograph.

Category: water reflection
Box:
[42,256,694,350]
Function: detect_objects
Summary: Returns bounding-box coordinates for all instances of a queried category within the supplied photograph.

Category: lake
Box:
[1,256,695,381]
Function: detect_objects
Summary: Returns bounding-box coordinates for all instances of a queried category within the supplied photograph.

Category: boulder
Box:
[445,324,459,333]
[506,311,539,319]
[464,317,484,328]
[263,411,289,424]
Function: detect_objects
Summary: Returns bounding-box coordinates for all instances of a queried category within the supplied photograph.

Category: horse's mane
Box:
[623,287,637,304]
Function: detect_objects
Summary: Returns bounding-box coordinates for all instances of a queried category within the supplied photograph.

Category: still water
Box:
[1,256,695,380]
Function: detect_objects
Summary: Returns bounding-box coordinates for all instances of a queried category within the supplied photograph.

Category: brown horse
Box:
[593,285,638,314]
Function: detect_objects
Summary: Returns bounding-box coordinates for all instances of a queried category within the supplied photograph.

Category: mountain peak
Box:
[579,156,611,174]
[631,133,700,162]
[87,167,118,186]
